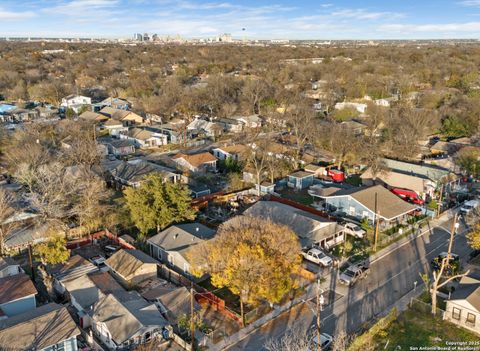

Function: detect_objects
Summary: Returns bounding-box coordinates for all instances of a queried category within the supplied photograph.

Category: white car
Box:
[343,223,366,239]
[460,200,479,215]
[301,248,333,267]
[309,333,333,350]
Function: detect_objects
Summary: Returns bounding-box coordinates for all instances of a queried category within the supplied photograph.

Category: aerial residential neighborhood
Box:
[2,1,480,351]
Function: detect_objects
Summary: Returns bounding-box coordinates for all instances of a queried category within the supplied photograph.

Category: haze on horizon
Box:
[2,0,480,40]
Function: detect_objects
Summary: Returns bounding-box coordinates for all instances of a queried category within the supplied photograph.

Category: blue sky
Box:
[2,0,480,39]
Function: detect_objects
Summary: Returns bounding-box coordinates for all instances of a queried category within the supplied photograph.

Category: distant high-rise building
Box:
[152,33,159,41]
[219,33,232,43]
[143,33,150,41]
[133,33,143,41]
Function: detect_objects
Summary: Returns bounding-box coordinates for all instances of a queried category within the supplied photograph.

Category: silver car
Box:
[339,263,370,286]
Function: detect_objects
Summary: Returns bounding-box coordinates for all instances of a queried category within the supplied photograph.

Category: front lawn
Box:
[366,308,478,350]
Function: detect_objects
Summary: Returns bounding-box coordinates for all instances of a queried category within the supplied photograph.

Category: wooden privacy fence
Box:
[65,229,136,250]
[156,264,242,325]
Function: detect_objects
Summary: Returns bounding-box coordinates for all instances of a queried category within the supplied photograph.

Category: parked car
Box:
[431,252,460,274]
[301,248,333,267]
[339,262,370,286]
[460,200,479,215]
[343,223,366,239]
[309,332,333,350]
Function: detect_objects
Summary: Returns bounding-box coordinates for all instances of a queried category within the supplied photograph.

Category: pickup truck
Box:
[339,262,370,286]
[343,223,366,239]
[301,248,333,267]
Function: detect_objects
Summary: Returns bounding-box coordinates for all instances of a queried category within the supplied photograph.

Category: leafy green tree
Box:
[34,236,70,265]
[219,157,242,173]
[455,147,480,178]
[65,108,75,119]
[123,174,197,235]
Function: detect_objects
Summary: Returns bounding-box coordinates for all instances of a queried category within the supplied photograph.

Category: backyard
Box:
[277,188,314,205]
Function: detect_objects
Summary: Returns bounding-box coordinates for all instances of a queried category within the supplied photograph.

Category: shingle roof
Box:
[79,111,108,122]
[148,223,216,252]
[0,256,17,272]
[172,152,217,168]
[110,161,176,184]
[0,273,37,304]
[289,170,313,178]
[242,201,342,247]
[154,287,201,320]
[451,276,480,312]
[382,158,451,182]
[328,185,417,221]
[106,249,158,281]
[92,294,167,344]
[216,144,248,154]
[0,303,80,350]
[108,139,135,149]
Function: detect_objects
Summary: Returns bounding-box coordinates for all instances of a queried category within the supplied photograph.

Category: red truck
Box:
[390,188,425,205]
[327,169,345,182]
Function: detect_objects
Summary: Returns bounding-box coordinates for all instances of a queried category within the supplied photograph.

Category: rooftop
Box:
[0,303,80,350]
[148,223,216,253]
[0,273,37,305]
[173,152,218,168]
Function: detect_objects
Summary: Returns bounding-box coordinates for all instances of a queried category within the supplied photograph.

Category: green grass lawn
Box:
[372,308,478,350]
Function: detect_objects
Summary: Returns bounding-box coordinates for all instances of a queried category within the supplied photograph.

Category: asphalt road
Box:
[228,214,475,350]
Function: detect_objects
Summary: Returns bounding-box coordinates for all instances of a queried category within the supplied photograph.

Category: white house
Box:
[334,102,367,114]
[61,95,92,113]
[172,152,218,173]
[212,144,247,161]
[120,128,168,148]
[0,257,22,278]
[231,114,263,128]
[444,275,480,335]
[104,119,128,137]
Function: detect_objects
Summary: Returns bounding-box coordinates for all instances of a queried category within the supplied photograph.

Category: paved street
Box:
[228,212,475,350]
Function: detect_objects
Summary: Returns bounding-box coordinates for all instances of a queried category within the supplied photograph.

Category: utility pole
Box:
[437,184,444,217]
[190,282,195,351]
[374,192,380,252]
[28,244,34,281]
[316,279,324,351]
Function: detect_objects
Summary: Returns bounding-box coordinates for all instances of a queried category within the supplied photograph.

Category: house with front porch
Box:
[311,184,417,228]
[242,201,346,249]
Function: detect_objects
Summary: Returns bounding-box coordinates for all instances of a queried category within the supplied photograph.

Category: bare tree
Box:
[0,189,17,254]
[264,326,312,351]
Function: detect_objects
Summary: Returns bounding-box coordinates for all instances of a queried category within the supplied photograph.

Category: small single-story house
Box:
[109,160,180,188]
[5,108,39,122]
[256,181,275,194]
[444,275,480,335]
[143,286,201,324]
[0,257,22,278]
[361,167,436,199]
[106,249,159,287]
[334,102,367,114]
[231,114,263,128]
[148,223,216,276]
[382,158,453,185]
[79,111,109,123]
[91,293,170,350]
[120,128,168,148]
[288,171,315,190]
[242,201,345,249]
[105,139,136,156]
[187,118,223,138]
[0,303,80,351]
[212,144,247,161]
[173,152,218,173]
[3,222,50,253]
[0,273,37,317]
[304,164,324,178]
[35,106,59,119]
[100,106,143,125]
[100,97,131,110]
[313,184,417,228]
[340,120,368,136]
[104,118,129,136]
[216,117,244,133]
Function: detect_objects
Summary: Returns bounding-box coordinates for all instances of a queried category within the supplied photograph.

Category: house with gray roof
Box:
[109,159,180,188]
[311,184,417,228]
[0,303,80,351]
[91,293,170,350]
[444,275,480,335]
[242,201,345,249]
[148,223,215,276]
[382,158,454,184]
